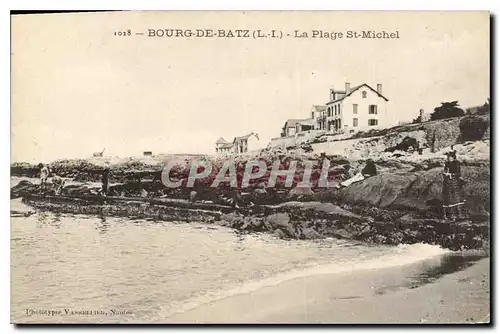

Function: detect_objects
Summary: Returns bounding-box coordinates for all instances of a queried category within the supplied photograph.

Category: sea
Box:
[10,178,486,324]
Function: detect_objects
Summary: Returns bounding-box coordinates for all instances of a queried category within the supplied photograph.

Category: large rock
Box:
[265,213,296,238]
[11,180,38,198]
[337,165,490,218]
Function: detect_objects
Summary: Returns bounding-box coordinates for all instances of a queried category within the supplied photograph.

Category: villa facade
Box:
[279,82,389,138]
[321,82,389,134]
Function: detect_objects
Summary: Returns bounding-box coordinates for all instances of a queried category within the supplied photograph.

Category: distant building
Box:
[311,105,327,130]
[418,109,431,122]
[143,151,153,156]
[215,133,259,154]
[281,119,301,137]
[215,137,234,154]
[281,118,316,137]
[324,82,389,133]
[276,81,390,139]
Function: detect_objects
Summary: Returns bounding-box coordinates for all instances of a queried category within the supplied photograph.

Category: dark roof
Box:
[326,83,389,104]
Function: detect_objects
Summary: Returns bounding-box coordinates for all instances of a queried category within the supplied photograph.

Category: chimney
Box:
[377,84,383,94]
[345,82,351,93]
[330,88,335,101]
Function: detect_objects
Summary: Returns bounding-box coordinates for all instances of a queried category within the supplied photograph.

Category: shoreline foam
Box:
[166,255,489,324]
[164,243,453,319]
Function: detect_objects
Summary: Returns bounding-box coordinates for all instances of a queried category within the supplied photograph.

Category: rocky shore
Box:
[11,116,490,251]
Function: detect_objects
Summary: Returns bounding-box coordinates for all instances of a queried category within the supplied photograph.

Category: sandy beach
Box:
[167,257,490,324]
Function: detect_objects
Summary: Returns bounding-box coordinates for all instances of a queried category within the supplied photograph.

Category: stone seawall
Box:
[271,115,491,160]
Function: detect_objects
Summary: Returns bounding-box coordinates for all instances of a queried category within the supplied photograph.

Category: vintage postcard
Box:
[10,11,490,324]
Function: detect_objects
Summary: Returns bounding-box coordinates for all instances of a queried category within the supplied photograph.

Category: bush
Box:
[459,116,490,142]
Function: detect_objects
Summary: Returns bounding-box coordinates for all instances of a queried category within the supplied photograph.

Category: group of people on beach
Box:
[38,163,65,195]
[38,163,110,196]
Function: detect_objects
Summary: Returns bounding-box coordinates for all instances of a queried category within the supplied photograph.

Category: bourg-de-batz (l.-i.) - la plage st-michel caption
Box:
[10,11,490,324]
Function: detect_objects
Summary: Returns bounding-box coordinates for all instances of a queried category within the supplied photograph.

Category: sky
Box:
[11,11,490,163]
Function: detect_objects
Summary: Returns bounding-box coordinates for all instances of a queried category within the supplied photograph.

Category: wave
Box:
[164,243,450,319]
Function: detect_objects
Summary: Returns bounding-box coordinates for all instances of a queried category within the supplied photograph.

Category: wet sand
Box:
[167,256,490,324]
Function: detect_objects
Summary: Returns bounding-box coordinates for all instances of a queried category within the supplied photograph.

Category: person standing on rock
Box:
[229,189,243,209]
[38,163,49,194]
[361,159,377,178]
[442,150,465,220]
[101,167,110,196]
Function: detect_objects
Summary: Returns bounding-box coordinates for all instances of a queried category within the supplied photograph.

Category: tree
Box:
[430,101,465,121]
[476,98,490,115]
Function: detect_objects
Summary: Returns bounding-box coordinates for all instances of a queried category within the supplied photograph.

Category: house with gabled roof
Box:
[215,137,234,154]
[281,119,302,137]
[324,82,389,134]
[215,133,259,154]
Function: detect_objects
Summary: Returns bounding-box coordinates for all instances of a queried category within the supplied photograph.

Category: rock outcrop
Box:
[332,165,490,220]
[11,115,490,250]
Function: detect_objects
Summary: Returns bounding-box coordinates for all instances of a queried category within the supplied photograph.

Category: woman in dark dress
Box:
[442,151,465,220]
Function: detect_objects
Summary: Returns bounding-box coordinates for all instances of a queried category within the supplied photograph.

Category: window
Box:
[311,112,315,118]
[368,119,378,126]
[353,118,358,127]
[362,91,367,98]
[369,105,378,114]
[353,104,358,114]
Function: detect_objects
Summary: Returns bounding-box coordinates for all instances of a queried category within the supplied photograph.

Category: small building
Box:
[324,82,389,134]
[281,118,317,137]
[215,137,234,154]
[281,119,302,137]
[215,133,259,154]
[418,109,431,122]
[143,151,153,156]
[296,118,315,133]
[311,105,327,130]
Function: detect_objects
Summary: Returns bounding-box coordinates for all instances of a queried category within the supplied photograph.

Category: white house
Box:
[324,82,389,134]
[215,133,259,154]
